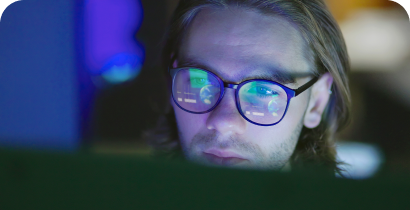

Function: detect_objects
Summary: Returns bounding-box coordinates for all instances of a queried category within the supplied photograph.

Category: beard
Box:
[178,120,304,170]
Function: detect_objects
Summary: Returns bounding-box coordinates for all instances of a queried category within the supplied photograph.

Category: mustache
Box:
[190,131,263,156]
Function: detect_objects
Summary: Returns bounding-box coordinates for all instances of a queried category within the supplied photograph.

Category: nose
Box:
[205,88,247,135]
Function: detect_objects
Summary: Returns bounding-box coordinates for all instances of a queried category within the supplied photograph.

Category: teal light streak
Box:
[101,63,141,84]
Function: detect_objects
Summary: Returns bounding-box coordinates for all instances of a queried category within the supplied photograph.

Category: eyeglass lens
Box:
[172,68,289,125]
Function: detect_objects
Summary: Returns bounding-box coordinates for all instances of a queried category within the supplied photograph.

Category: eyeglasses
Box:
[169,67,318,126]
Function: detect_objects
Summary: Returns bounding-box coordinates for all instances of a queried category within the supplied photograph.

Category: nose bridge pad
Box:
[218,84,238,107]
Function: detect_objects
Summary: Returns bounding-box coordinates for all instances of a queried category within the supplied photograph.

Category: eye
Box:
[256,87,272,95]
[251,85,278,98]
[194,78,206,84]
[189,77,209,87]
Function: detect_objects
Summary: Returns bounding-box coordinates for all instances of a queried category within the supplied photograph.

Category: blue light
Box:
[84,0,144,85]
[101,64,138,84]
[100,52,142,84]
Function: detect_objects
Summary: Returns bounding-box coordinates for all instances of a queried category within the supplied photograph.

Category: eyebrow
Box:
[242,71,299,85]
[177,58,314,85]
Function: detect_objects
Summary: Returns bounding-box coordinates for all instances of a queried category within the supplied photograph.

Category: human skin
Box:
[171,7,333,170]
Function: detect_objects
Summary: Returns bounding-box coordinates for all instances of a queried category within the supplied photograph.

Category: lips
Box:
[203,149,248,166]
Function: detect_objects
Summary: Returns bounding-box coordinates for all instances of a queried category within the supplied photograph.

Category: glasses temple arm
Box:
[294,76,319,96]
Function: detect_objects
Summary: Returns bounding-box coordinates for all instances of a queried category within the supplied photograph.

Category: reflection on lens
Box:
[189,69,208,88]
[200,85,219,105]
[238,81,288,125]
[173,68,221,112]
[268,96,280,117]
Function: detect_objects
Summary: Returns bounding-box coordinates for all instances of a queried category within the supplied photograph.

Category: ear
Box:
[303,73,333,128]
[172,60,178,68]
[170,53,178,68]
[170,57,178,106]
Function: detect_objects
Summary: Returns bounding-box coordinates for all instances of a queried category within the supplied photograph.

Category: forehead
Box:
[179,7,313,83]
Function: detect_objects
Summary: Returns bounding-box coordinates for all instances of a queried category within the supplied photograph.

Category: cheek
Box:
[245,93,308,153]
[172,99,208,146]
[284,91,310,125]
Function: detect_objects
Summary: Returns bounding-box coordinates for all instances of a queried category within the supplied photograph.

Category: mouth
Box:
[203,149,248,166]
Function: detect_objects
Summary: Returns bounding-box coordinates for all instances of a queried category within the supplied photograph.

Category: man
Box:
[147,0,350,175]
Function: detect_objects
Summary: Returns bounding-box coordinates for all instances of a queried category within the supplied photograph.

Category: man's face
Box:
[172,7,317,170]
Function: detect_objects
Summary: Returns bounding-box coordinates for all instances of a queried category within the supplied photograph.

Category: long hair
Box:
[146,0,351,175]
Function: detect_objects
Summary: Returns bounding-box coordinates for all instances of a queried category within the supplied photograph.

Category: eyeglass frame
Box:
[169,67,319,126]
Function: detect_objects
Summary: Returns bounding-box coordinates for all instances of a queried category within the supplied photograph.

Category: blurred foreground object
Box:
[0,149,408,209]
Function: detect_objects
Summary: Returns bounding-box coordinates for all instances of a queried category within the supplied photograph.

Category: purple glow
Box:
[84,0,144,80]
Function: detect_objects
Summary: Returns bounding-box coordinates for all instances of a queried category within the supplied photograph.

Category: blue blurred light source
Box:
[0,0,79,150]
[84,0,144,84]
[100,53,143,84]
